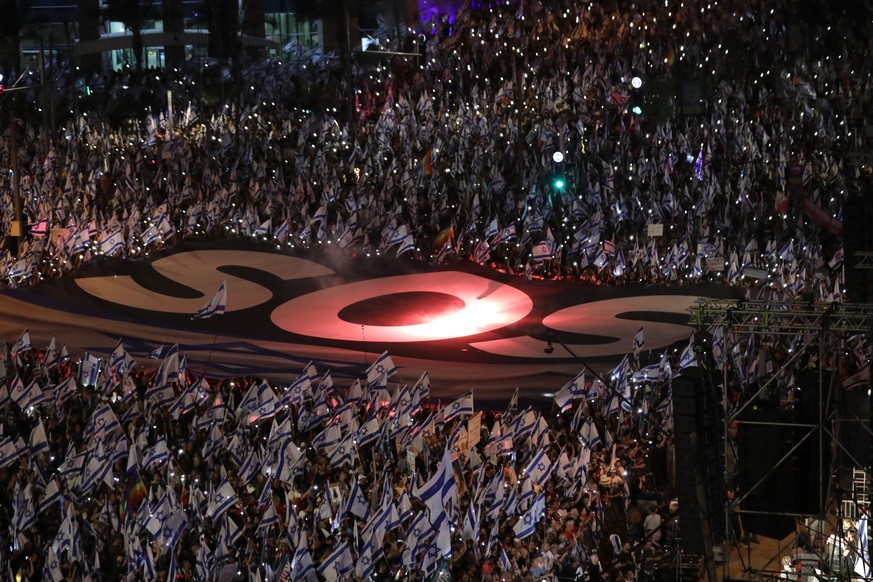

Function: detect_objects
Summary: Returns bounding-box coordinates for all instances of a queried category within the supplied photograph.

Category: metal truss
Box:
[688,298,873,582]
[690,299,873,335]
[844,149,873,172]
[857,252,873,270]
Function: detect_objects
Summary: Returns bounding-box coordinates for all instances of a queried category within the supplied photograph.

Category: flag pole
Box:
[200,333,220,379]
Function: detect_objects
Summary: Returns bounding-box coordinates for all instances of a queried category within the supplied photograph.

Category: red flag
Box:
[801,198,842,236]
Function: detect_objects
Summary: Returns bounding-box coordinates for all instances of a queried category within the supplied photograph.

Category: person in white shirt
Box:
[540,542,557,573]
[643,507,663,545]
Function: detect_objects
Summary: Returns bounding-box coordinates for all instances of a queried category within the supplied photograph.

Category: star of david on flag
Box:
[524,447,555,486]
[193,281,227,319]
[443,390,474,422]
[513,491,546,539]
[366,351,397,384]
[317,540,354,582]
[554,371,585,412]
[206,479,238,520]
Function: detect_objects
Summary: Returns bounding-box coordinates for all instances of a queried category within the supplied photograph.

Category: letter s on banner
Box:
[470,295,704,358]
[75,250,334,314]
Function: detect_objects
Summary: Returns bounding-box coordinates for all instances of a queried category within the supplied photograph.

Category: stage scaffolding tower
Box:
[688,298,873,582]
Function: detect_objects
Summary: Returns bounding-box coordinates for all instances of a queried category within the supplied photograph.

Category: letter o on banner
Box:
[271,272,533,342]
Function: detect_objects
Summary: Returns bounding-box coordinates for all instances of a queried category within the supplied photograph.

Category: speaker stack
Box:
[672,367,725,554]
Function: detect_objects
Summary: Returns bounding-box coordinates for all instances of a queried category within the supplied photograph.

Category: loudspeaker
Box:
[736,393,830,538]
[735,405,796,539]
[794,371,832,514]
[839,380,871,469]
[673,368,725,554]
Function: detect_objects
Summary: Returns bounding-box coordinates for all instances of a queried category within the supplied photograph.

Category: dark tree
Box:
[100,0,159,71]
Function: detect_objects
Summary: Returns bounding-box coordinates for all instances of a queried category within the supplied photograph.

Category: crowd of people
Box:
[0,0,868,303]
[0,0,871,579]
[0,330,681,581]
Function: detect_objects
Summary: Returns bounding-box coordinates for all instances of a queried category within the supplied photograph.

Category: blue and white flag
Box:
[238,380,281,426]
[460,503,480,543]
[152,344,181,388]
[473,239,491,264]
[317,540,354,582]
[11,329,31,357]
[205,479,238,520]
[366,351,397,384]
[291,531,318,582]
[495,224,517,244]
[257,499,278,533]
[143,439,170,471]
[443,391,474,422]
[193,281,227,319]
[500,545,513,573]
[37,478,61,514]
[29,418,50,456]
[412,446,457,530]
[633,327,645,356]
[13,484,36,544]
[146,384,176,408]
[328,435,358,468]
[396,233,416,257]
[855,515,870,577]
[532,241,554,262]
[613,248,627,277]
[579,419,600,448]
[345,478,371,521]
[195,540,213,581]
[355,415,382,447]
[403,510,435,566]
[312,423,343,451]
[253,219,272,238]
[523,448,554,486]
[78,353,102,387]
[513,491,546,539]
[362,499,400,548]
[593,245,609,269]
[196,394,226,429]
[11,377,44,410]
[283,374,311,406]
[87,403,121,439]
[554,372,585,412]
[274,439,304,484]
[355,538,380,580]
[109,341,135,376]
[693,145,704,181]
[679,335,697,369]
[99,229,126,257]
[484,218,499,239]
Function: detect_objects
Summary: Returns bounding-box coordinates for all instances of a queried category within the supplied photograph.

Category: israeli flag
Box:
[193,281,227,319]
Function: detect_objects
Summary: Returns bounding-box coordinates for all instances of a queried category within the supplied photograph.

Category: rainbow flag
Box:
[125,466,146,516]
[421,149,433,176]
[433,224,454,250]
[124,445,147,516]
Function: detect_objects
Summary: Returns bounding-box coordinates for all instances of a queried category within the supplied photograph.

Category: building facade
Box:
[2,0,426,75]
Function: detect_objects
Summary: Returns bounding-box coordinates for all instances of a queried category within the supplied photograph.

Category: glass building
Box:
[6,0,423,74]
